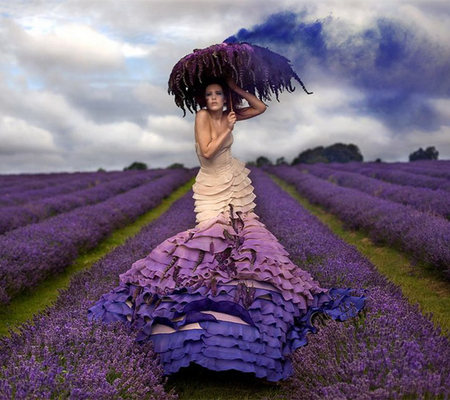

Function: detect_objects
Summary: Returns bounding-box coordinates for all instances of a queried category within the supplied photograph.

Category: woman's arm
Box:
[227,77,267,121]
[195,110,235,159]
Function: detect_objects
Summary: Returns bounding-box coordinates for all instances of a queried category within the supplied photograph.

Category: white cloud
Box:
[9,21,125,72]
[0,116,59,154]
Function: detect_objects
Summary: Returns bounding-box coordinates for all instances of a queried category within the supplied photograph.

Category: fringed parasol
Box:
[168,41,312,116]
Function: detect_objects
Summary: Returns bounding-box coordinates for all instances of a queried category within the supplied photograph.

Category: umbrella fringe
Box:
[168,42,312,115]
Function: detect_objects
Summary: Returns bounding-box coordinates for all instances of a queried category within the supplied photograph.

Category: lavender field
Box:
[0,163,449,399]
[0,168,195,304]
[268,161,450,278]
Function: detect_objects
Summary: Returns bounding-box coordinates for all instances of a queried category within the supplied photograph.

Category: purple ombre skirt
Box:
[88,205,366,381]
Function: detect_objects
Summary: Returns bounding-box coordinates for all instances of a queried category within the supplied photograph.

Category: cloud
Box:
[225,10,450,132]
[0,116,59,154]
[3,20,126,74]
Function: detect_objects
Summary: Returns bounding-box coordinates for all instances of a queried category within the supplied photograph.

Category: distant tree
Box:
[291,143,363,165]
[276,157,287,165]
[374,158,382,163]
[97,167,106,172]
[323,143,363,163]
[409,146,439,161]
[167,162,185,169]
[292,146,326,165]
[256,156,273,167]
[124,161,147,171]
[246,161,256,167]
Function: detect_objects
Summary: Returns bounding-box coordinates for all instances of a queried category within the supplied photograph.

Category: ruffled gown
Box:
[88,132,366,381]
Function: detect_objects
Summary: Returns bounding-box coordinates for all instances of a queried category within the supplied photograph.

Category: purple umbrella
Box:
[168,41,312,115]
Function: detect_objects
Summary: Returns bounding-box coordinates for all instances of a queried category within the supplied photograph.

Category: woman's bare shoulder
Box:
[195,109,209,120]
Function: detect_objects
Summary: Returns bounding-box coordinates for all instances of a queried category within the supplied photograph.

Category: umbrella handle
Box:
[228,91,233,113]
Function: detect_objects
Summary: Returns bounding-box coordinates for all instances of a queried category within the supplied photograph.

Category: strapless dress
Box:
[88,131,366,381]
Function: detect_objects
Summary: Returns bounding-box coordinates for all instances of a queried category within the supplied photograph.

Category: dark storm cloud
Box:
[225,11,450,132]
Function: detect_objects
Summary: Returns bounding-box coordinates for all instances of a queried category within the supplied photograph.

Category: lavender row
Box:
[393,163,450,180]
[0,169,194,305]
[268,165,450,277]
[0,170,166,235]
[0,170,131,207]
[0,191,195,399]
[0,172,81,191]
[298,163,450,219]
[355,160,450,181]
[0,172,107,196]
[327,162,450,191]
[251,168,449,399]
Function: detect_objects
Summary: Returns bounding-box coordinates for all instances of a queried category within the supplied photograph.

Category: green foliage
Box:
[276,157,287,165]
[124,161,147,171]
[168,163,185,169]
[409,146,439,161]
[292,143,363,164]
[256,156,273,167]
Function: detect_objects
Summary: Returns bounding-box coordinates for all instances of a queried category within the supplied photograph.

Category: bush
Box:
[124,162,147,171]
[409,146,439,161]
[292,143,363,165]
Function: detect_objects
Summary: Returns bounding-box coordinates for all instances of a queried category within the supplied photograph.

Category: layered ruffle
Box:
[119,206,330,310]
[89,206,366,381]
[193,156,256,224]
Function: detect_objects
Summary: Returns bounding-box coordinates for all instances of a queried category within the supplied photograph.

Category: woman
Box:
[192,77,266,224]
[88,78,366,382]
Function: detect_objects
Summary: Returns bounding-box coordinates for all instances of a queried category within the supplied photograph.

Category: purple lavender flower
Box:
[296,163,450,219]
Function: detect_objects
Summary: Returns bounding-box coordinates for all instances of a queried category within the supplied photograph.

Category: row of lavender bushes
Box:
[297,163,450,219]
[0,171,113,197]
[267,165,450,278]
[0,170,93,184]
[392,161,450,180]
[0,170,132,206]
[0,170,167,235]
[0,189,196,398]
[0,169,194,305]
[0,172,90,193]
[327,161,450,191]
[251,168,449,399]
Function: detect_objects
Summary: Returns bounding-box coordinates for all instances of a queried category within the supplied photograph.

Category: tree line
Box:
[246,144,440,167]
[104,144,439,172]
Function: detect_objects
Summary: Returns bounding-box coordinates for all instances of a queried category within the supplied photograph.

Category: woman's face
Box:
[205,84,225,111]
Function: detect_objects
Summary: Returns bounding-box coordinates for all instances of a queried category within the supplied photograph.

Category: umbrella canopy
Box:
[168,42,312,116]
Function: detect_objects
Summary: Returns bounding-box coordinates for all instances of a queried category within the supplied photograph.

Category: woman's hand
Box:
[225,76,267,121]
[227,111,236,131]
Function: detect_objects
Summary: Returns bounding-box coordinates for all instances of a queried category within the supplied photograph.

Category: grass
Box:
[269,173,450,337]
[0,178,195,337]
[166,364,286,400]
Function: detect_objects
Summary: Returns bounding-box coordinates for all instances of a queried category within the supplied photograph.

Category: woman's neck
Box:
[207,109,223,121]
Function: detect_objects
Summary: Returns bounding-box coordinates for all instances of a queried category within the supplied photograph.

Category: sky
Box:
[0,0,449,174]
